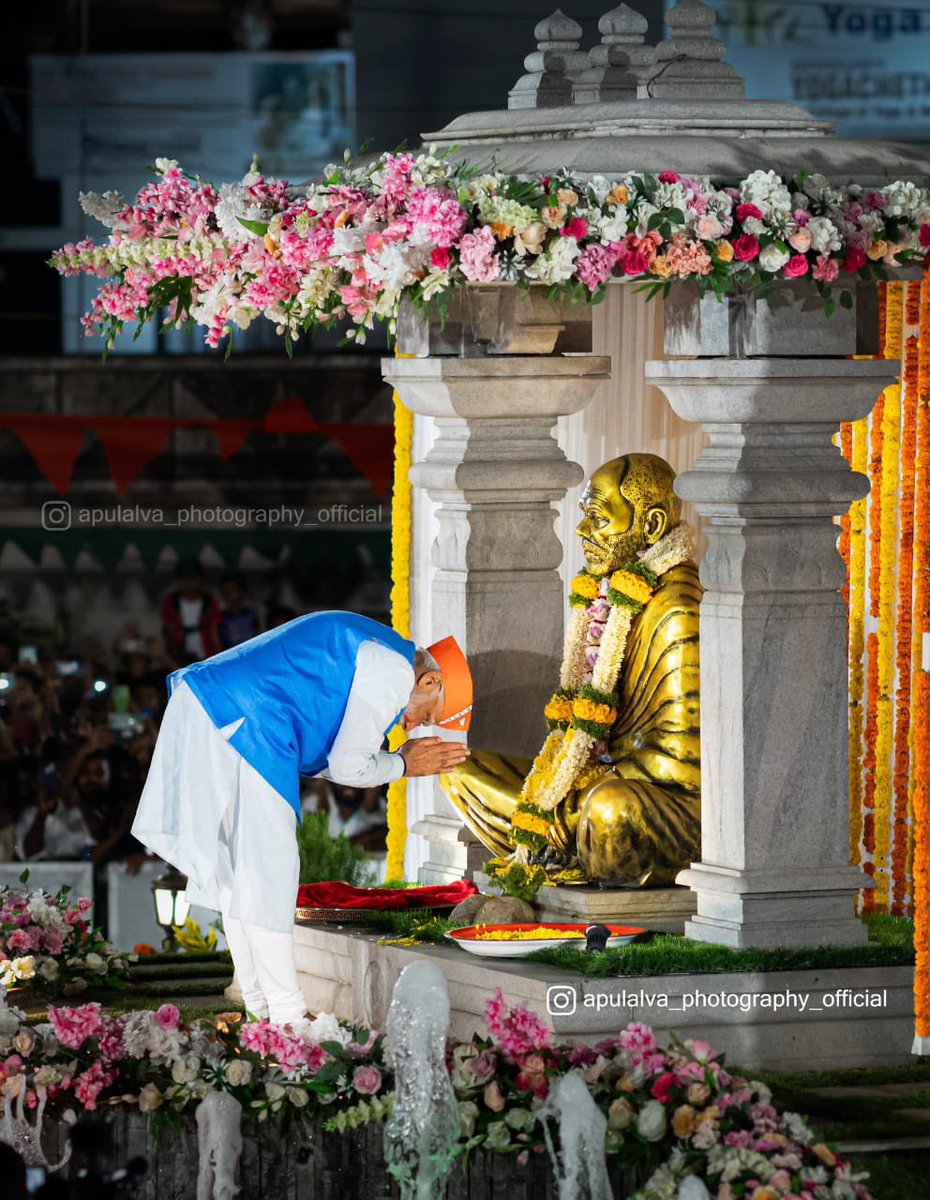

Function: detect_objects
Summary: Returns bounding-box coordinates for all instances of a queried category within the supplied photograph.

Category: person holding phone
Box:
[132,610,472,1030]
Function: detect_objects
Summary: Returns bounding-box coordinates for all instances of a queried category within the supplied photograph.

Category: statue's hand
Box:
[546,818,569,853]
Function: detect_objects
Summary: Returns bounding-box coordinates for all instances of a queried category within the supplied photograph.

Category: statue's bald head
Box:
[576,453,680,576]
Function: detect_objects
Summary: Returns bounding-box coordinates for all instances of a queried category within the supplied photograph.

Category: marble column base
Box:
[677,863,870,948]
[409,814,469,884]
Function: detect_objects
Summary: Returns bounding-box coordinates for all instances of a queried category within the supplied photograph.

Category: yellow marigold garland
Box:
[847,416,868,864]
[385,374,414,882]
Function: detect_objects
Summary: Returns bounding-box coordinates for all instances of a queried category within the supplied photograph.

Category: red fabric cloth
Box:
[296,879,477,910]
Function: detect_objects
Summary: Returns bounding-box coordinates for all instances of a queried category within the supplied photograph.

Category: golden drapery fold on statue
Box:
[440,453,701,887]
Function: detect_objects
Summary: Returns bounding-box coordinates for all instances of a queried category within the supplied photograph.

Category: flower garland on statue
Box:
[500,524,695,868]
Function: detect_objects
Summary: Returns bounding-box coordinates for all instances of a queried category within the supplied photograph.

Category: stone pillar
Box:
[647,350,894,948]
[382,353,609,759]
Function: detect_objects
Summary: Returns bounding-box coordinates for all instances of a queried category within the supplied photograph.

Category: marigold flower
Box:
[490,221,513,242]
[609,570,654,604]
[570,574,600,600]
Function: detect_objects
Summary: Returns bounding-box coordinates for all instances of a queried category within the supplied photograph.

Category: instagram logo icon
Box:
[42,501,72,531]
[546,984,577,1016]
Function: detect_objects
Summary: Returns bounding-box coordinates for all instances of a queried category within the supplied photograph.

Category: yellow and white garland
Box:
[508,523,695,864]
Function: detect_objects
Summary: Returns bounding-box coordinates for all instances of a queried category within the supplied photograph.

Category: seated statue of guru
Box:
[441,452,701,887]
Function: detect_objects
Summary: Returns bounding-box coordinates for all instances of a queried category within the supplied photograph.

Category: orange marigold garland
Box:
[892,323,920,914]
[872,382,901,913]
[839,422,853,615]
[912,275,930,1038]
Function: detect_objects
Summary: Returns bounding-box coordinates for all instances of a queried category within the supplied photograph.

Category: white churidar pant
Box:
[132,680,306,1023]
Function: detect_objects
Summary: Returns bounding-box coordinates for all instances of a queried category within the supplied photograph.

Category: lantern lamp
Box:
[151,866,190,952]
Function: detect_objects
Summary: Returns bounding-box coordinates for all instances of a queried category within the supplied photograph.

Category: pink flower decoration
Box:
[575,241,624,290]
[843,247,867,272]
[469,1048,497,1084]
[458,227,501,283]
[154,1004,180,1029]
[658,171,680,183]
[783,254,810,278]
[919,223,930,249]
[650,1071,678,1103]
[587,622,606,643]
[48,1003,105,1051]
[352,1065,382,1095]
[483,988,552,1059]
[813,254,839,283]
[622,251,649,276]
[430,246,451,270]
[560,217,587,241]
[736,203,764,223]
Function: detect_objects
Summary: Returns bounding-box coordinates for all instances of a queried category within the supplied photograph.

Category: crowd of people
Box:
[0,564,389,918]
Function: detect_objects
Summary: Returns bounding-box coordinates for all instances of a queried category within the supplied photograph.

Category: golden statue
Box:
[441,453,701,886]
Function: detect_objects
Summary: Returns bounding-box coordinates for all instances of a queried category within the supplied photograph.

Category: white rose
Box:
[678,1176,712,1200]
[155,158,179,175]
[741,217,766,237]
[286,1087,309,1108]
[636,1099,668,1141]
[265,1083,286,1103]
[12,956,36,981]
[600,211,629,242]
[84,953,107,975]
[138,1083,163,1113]
[458,1100,480,1137]
[758,244,790,272]
[170,1055,202,1085]
[224,1059,253,1088]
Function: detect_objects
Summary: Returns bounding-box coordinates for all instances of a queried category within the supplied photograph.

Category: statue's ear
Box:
[643,506,669,545]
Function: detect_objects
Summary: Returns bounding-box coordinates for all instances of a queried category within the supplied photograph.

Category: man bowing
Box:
[133,610,471,1028]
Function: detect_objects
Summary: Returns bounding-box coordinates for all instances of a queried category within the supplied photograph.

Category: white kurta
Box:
[132,640,415,933]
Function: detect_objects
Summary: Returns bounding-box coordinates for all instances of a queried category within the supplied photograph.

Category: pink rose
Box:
[469,1048,497,1085]
[76,897,92,913]
[788,228,812,253]
[154,1004,180,1029]
[732,234,760,262]
[352,1065,382,1095]
[658,171,680,183]
[430,246,451,270]
[561,217,587,241]
[736,203,764,223]
[920,223,930,248]
[843,247,867,272]
[483,1080,506,1111]
[622,251,649,276]
[783,254,809,278]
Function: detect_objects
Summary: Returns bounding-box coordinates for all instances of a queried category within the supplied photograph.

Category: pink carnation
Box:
[813,254,839,283]
[49,1003,105,1051]
[458,226,501,283]
[74,1062,117,1111]
[575,241,624,291]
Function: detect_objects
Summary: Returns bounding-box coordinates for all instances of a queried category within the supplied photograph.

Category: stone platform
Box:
[534,884,697,932]
[294,923,917,1072]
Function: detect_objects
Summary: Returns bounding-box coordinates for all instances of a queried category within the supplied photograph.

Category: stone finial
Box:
[508,9,589,110]
[650,0,745,100]
[573,4,658,104]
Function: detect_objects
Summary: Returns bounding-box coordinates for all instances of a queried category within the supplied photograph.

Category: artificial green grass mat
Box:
[369,910,915,976]
[859,1155,930,1200]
